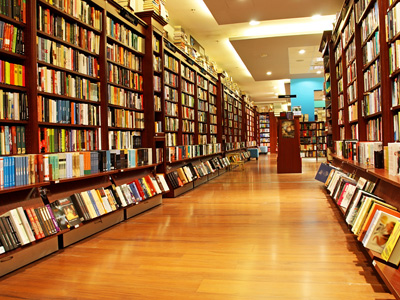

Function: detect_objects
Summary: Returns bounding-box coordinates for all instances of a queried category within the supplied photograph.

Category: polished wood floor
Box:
[0,155,395,299]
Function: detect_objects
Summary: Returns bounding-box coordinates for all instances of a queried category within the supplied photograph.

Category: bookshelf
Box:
[0,0,260,275]
[245,102,256,147]
[209,79,218,145]
[299,121,327,158]
[259,113,270,152]
[0,0,27,156]
[321,0,400,296]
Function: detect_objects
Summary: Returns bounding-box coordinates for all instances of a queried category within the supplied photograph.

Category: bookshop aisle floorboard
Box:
[0,155,395,300]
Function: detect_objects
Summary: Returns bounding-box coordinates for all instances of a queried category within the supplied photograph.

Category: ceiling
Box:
[164,0,343,107]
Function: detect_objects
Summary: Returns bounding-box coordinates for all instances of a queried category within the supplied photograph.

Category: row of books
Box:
[0,173,168,253]
[165,86,179,102]
[43,0,103,31]
[39,127,99,153]
[318,164,400,266]
[182,134,193,146]
[108,130,141,150]
[166,143,221,162]
[107,86,143,109]
[107,42,143,71]
[0,60,25,87]
[181,64,195,81]
[334,140,382,166]
[108,64,143,90]
[0,21,24,54]
[165,101,178,117]
[0,0,26,23]
[0,125,25,155]
[37,37,100,77]
[38,6,101,54]
[106,17,145,54]
[107,109,144,129]
[0,90,28,120]
[38,67,100,101]
[38,96,99,125]
[167,157,230,189]
[164,53,179,73]
[0,148,153,188]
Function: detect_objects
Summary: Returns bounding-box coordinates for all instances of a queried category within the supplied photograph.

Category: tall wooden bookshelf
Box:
[299,121,327,158]
[321,0,400,297]
[0,0,259,276]
[259,113,270,151]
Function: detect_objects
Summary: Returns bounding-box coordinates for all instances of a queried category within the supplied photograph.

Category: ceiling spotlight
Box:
[273,86,277,89]
[299,49,306,54]
[266,71,272,75]
[249,20,260,26]
[312,14,321,20]
[317,71,322,74]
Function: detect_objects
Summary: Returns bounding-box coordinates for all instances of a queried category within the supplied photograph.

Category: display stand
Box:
[277,116,302,173]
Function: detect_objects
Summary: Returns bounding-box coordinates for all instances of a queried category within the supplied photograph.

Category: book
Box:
[362,210,400,253]
[381,220,400,265]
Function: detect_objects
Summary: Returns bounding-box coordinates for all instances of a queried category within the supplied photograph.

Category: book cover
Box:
[363,210,400,253]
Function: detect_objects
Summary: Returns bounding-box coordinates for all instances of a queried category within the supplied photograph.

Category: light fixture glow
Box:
[299,49,306,54]
[266,71,272,75]
[249,20,260,26]
[312,14,321,20]
[317,71,322,74]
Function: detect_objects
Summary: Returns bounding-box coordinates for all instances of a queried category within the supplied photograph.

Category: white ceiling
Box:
[164,0,343,105]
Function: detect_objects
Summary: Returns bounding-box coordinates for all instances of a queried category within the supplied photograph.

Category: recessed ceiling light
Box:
[260,53,268,58]
[299,49,306,54]
[249,20,260,26]
[266,71,272,75]
[317,71,322,74]
[273,86,277,89]
[312,14,321,20]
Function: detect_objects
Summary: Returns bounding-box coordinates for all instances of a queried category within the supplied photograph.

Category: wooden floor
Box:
[0,155,395,300]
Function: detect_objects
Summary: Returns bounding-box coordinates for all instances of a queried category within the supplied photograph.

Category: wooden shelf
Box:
[0,182,50,195]
[106,59,142,73]
[38,122,100,129]
[364,111,382,120]
[361,26,379,47]
[0,13,26,28]
[362,53,380,71]
[0,83,26,92]
[0,119,28,124]
[0,49,25,61]
[38,60,100,81]
[38,91,100,104]
[108,126,144,131]
[107,103,144,112]
[107,81,142,93]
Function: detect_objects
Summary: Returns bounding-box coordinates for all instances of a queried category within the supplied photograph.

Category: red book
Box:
[37,154,44,183]
[11,126,17,154]
[144,175,157,196]
[134,179,145,199]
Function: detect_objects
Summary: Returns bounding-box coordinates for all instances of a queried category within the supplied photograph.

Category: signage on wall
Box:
[278,95,297,99]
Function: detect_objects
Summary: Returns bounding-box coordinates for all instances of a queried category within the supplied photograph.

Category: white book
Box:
[363,210,400,253]
[388,143,400,175]
[115,186,128,207]
[156,174,170,192]
[150,176,162,194]
[16,207,35,243]
[2,209,31,245]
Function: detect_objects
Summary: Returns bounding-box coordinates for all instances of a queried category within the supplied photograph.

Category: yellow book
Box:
[382,221,400,265]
